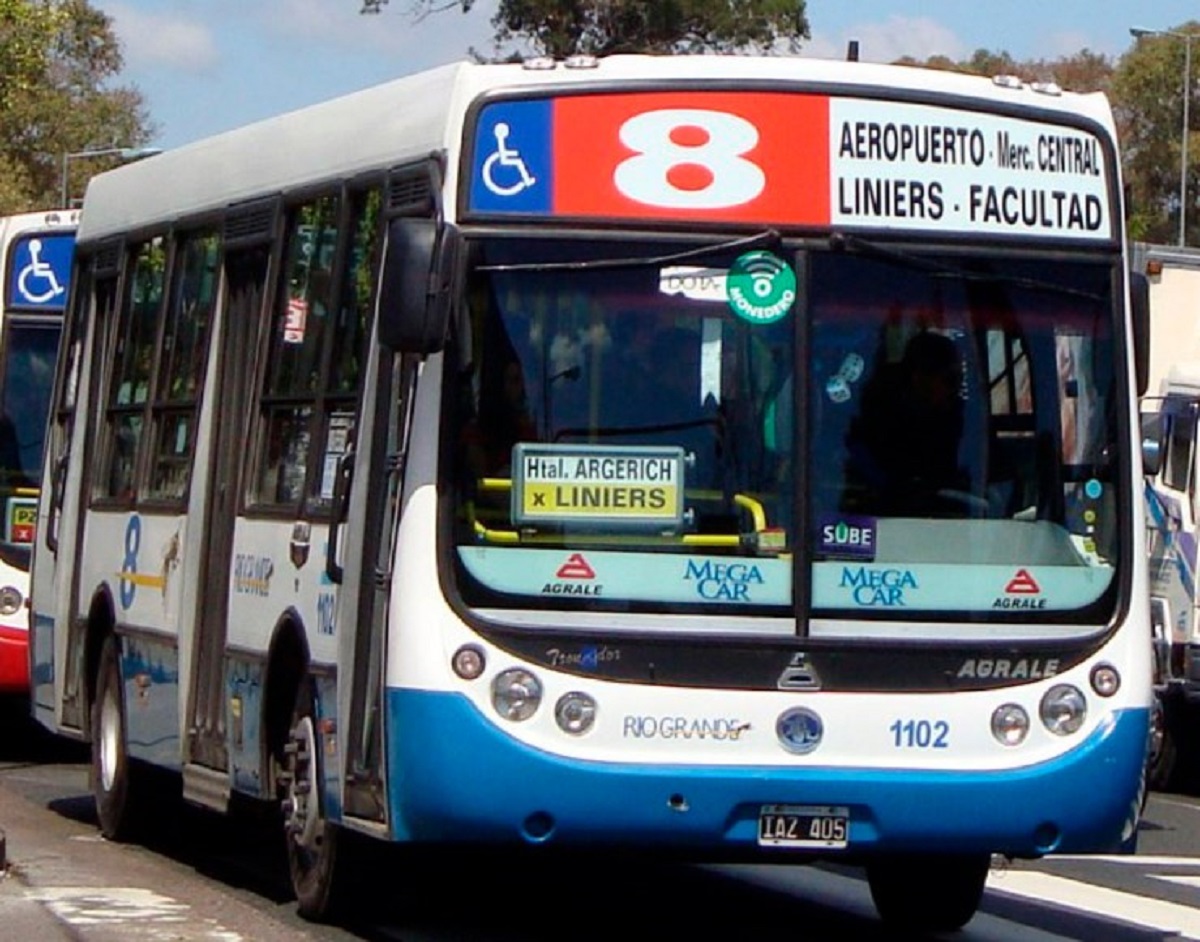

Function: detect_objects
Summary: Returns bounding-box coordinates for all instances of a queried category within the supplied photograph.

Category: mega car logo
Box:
[838,566,917,606]
[684,559,764,602]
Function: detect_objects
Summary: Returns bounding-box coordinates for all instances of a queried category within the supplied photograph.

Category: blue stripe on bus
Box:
[384,688,1146,855]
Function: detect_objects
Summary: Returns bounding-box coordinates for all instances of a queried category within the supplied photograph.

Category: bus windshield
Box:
[449,237,1121,630]
[0,319,59,566]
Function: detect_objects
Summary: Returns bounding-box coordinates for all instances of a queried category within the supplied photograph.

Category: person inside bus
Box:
[841,330,970,517]
[462,358,537,479]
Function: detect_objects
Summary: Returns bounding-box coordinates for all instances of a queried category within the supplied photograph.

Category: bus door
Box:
[36,266,115,731]
[185,241,270,781]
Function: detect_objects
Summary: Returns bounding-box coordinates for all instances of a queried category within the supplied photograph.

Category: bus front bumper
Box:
[382,689,1147,858]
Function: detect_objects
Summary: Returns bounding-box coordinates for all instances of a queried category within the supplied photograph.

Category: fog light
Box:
[554,692,596,734]
[0,585,22,616]
[452,645,485,680]
[991,703,1030,746]
[492,668,542,721]
[1040,684,1086,735]
[1090,663,1120,697]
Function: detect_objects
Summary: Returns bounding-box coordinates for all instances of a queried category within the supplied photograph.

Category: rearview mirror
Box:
[376,217,459,354]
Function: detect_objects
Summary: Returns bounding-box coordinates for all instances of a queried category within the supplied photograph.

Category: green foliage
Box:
[1114,23,1200,245]
[490,0,808,57]
[368,0,807,58]
[0,0,153,213]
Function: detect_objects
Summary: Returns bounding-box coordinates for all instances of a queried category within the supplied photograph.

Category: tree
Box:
[0,0,154,214]
[1113,23,1200,244]
[364,0,809,59]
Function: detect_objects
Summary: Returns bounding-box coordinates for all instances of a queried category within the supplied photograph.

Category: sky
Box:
[91,0,1200,151]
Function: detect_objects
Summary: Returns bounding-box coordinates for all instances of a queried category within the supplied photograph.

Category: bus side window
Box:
[147,231,218,502]
[98,237,166,502]
[252,187,379,512]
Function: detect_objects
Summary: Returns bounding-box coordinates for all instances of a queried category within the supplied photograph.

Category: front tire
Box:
[91,634,143,841]
[866,853,991,932]
[282,675,348,921]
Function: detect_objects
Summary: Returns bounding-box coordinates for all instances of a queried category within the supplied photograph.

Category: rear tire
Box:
[866,852,990,932]
[91,635,143,841]
[1147,694,1179,792]
[282,675,349,921]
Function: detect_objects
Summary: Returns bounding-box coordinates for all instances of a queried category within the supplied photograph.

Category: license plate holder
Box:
[758,804,849,848]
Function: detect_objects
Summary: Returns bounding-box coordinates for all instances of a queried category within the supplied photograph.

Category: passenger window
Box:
[254,188,378,512]
[148,231,218,502]
[98,237,166,501]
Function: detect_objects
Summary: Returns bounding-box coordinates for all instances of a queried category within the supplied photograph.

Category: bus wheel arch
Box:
[263,612,309,799]
[82,586,117,729]
[84,586,144,841]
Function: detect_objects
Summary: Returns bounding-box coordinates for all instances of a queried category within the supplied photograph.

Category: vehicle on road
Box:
[0,209,76,697]
[29,56,1153,933]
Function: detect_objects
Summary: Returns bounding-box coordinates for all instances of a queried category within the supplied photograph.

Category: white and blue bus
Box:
[0,209,76,696]
[30,55,1154,931]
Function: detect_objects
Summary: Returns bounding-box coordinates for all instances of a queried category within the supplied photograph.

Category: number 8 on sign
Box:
[614,109,766,209]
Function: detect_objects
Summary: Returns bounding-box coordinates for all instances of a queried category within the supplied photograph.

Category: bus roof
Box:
[77,55,1117,244]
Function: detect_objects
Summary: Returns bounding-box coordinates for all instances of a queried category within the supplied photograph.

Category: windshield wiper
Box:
[830,232,1107,302]
[475,229,782,273]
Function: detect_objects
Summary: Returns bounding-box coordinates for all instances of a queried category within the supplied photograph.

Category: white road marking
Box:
[1048,854,1200,866]
[1148,874,1200,889]
[987,869,1200,941]
[28,887,242,940]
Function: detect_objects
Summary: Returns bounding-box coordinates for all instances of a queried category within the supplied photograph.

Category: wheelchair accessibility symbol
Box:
[482,122,537,197]
[15,238,67,305]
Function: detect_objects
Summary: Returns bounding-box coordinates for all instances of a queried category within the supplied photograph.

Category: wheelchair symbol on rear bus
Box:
[16,238,66,305]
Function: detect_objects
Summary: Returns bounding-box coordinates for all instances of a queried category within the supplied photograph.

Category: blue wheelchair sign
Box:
[8,232,75,311]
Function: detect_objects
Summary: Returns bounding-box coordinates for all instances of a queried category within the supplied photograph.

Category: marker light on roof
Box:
[992,75,1024,90]
[523,57,557,71]
[1031,81,1063,97]
[564,55,599,69]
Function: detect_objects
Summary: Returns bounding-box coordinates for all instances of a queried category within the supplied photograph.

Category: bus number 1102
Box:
[889,719,950,749]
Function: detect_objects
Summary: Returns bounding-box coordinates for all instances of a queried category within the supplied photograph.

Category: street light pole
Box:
[59,145,163,208]
[1131,26,1196,246]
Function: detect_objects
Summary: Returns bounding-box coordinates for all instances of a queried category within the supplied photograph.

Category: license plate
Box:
[758,804,849,848]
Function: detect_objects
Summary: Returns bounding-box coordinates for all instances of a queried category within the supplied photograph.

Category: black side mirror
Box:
[376,217,459,354]
[1140,410,1165,478]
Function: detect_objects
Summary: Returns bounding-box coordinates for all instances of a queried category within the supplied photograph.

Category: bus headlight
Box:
[1040,684,1086,735]
[991,703,1030,746]
[554,692,596,735]
[0,585,22,616]
[452,645,486,680]
[1089,663,1120,697]
[491,668,542,722]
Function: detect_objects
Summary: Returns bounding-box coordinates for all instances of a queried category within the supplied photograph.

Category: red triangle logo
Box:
[1005,569,1040,595]
[555,553,596,579]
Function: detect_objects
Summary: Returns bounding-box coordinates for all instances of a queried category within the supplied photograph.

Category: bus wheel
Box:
[281,678,345,921]
[1147,695,1178,792]
[866,852,990,932]
[91,635,142,841]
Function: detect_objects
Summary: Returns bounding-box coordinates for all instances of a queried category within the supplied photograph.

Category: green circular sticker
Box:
[726,251,796,325]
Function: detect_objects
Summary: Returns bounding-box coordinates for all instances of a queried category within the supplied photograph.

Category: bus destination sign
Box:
[466,92,1112,241]
[511,443,685,532]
